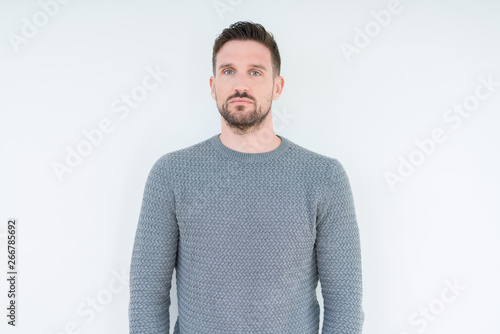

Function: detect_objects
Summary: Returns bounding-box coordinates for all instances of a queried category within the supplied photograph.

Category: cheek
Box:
[214,81,228,96]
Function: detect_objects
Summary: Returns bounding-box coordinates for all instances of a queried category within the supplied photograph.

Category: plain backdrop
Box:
[1,0,499,333]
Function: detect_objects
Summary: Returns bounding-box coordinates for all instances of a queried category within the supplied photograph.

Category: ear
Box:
[272,76,285,101]
[210,75,216,100]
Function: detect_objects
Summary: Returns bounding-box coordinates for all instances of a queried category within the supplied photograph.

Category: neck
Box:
[219,124,281,153]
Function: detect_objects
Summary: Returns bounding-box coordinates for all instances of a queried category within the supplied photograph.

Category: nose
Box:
[232,72,250,93]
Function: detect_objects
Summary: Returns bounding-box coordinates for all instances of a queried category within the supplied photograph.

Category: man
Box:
[129,21,364,334]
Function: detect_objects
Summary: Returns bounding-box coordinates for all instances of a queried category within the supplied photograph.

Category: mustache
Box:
[228,92,254,101]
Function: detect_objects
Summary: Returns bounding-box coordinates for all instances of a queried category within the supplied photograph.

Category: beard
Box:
[215,91,272,135]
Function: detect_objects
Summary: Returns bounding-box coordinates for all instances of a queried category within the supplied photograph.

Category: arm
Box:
[129,156,179,333]
[316,159,364,333]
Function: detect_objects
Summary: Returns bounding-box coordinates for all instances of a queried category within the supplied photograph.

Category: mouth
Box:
[229,98,253,104]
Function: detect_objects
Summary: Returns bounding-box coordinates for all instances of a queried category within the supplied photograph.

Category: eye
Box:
[223,69,234,75]
[250,70,261,76]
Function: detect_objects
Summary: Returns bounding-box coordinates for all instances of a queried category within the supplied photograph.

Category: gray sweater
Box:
[129,133,364,333]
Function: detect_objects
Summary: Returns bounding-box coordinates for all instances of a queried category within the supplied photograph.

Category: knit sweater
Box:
[129,133,364,334]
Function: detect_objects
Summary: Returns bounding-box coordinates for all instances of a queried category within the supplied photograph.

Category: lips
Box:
[230,98,253,104]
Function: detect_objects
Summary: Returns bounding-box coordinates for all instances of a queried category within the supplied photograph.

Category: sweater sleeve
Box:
[316,159,364,333]
[129,156,179,334]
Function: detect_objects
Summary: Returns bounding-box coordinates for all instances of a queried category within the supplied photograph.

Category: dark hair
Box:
[212,21,281,78]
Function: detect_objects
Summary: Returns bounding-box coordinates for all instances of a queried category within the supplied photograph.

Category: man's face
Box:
[210,40,283,134]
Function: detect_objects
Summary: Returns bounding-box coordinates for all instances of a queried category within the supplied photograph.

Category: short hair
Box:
[212,21,281,78]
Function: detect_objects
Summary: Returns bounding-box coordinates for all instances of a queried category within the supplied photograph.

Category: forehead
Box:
[216,40,272,67]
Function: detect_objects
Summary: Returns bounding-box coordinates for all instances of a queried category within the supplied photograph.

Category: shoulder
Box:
[152,136,213,167]
[284,137,347,178]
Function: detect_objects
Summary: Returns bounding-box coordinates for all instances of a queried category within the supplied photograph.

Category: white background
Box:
[1,0,499,333]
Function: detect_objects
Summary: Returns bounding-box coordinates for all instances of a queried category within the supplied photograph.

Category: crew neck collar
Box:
[209,133,291,162]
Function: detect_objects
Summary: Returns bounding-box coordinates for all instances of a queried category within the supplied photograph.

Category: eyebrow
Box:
[218,63,268,72]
